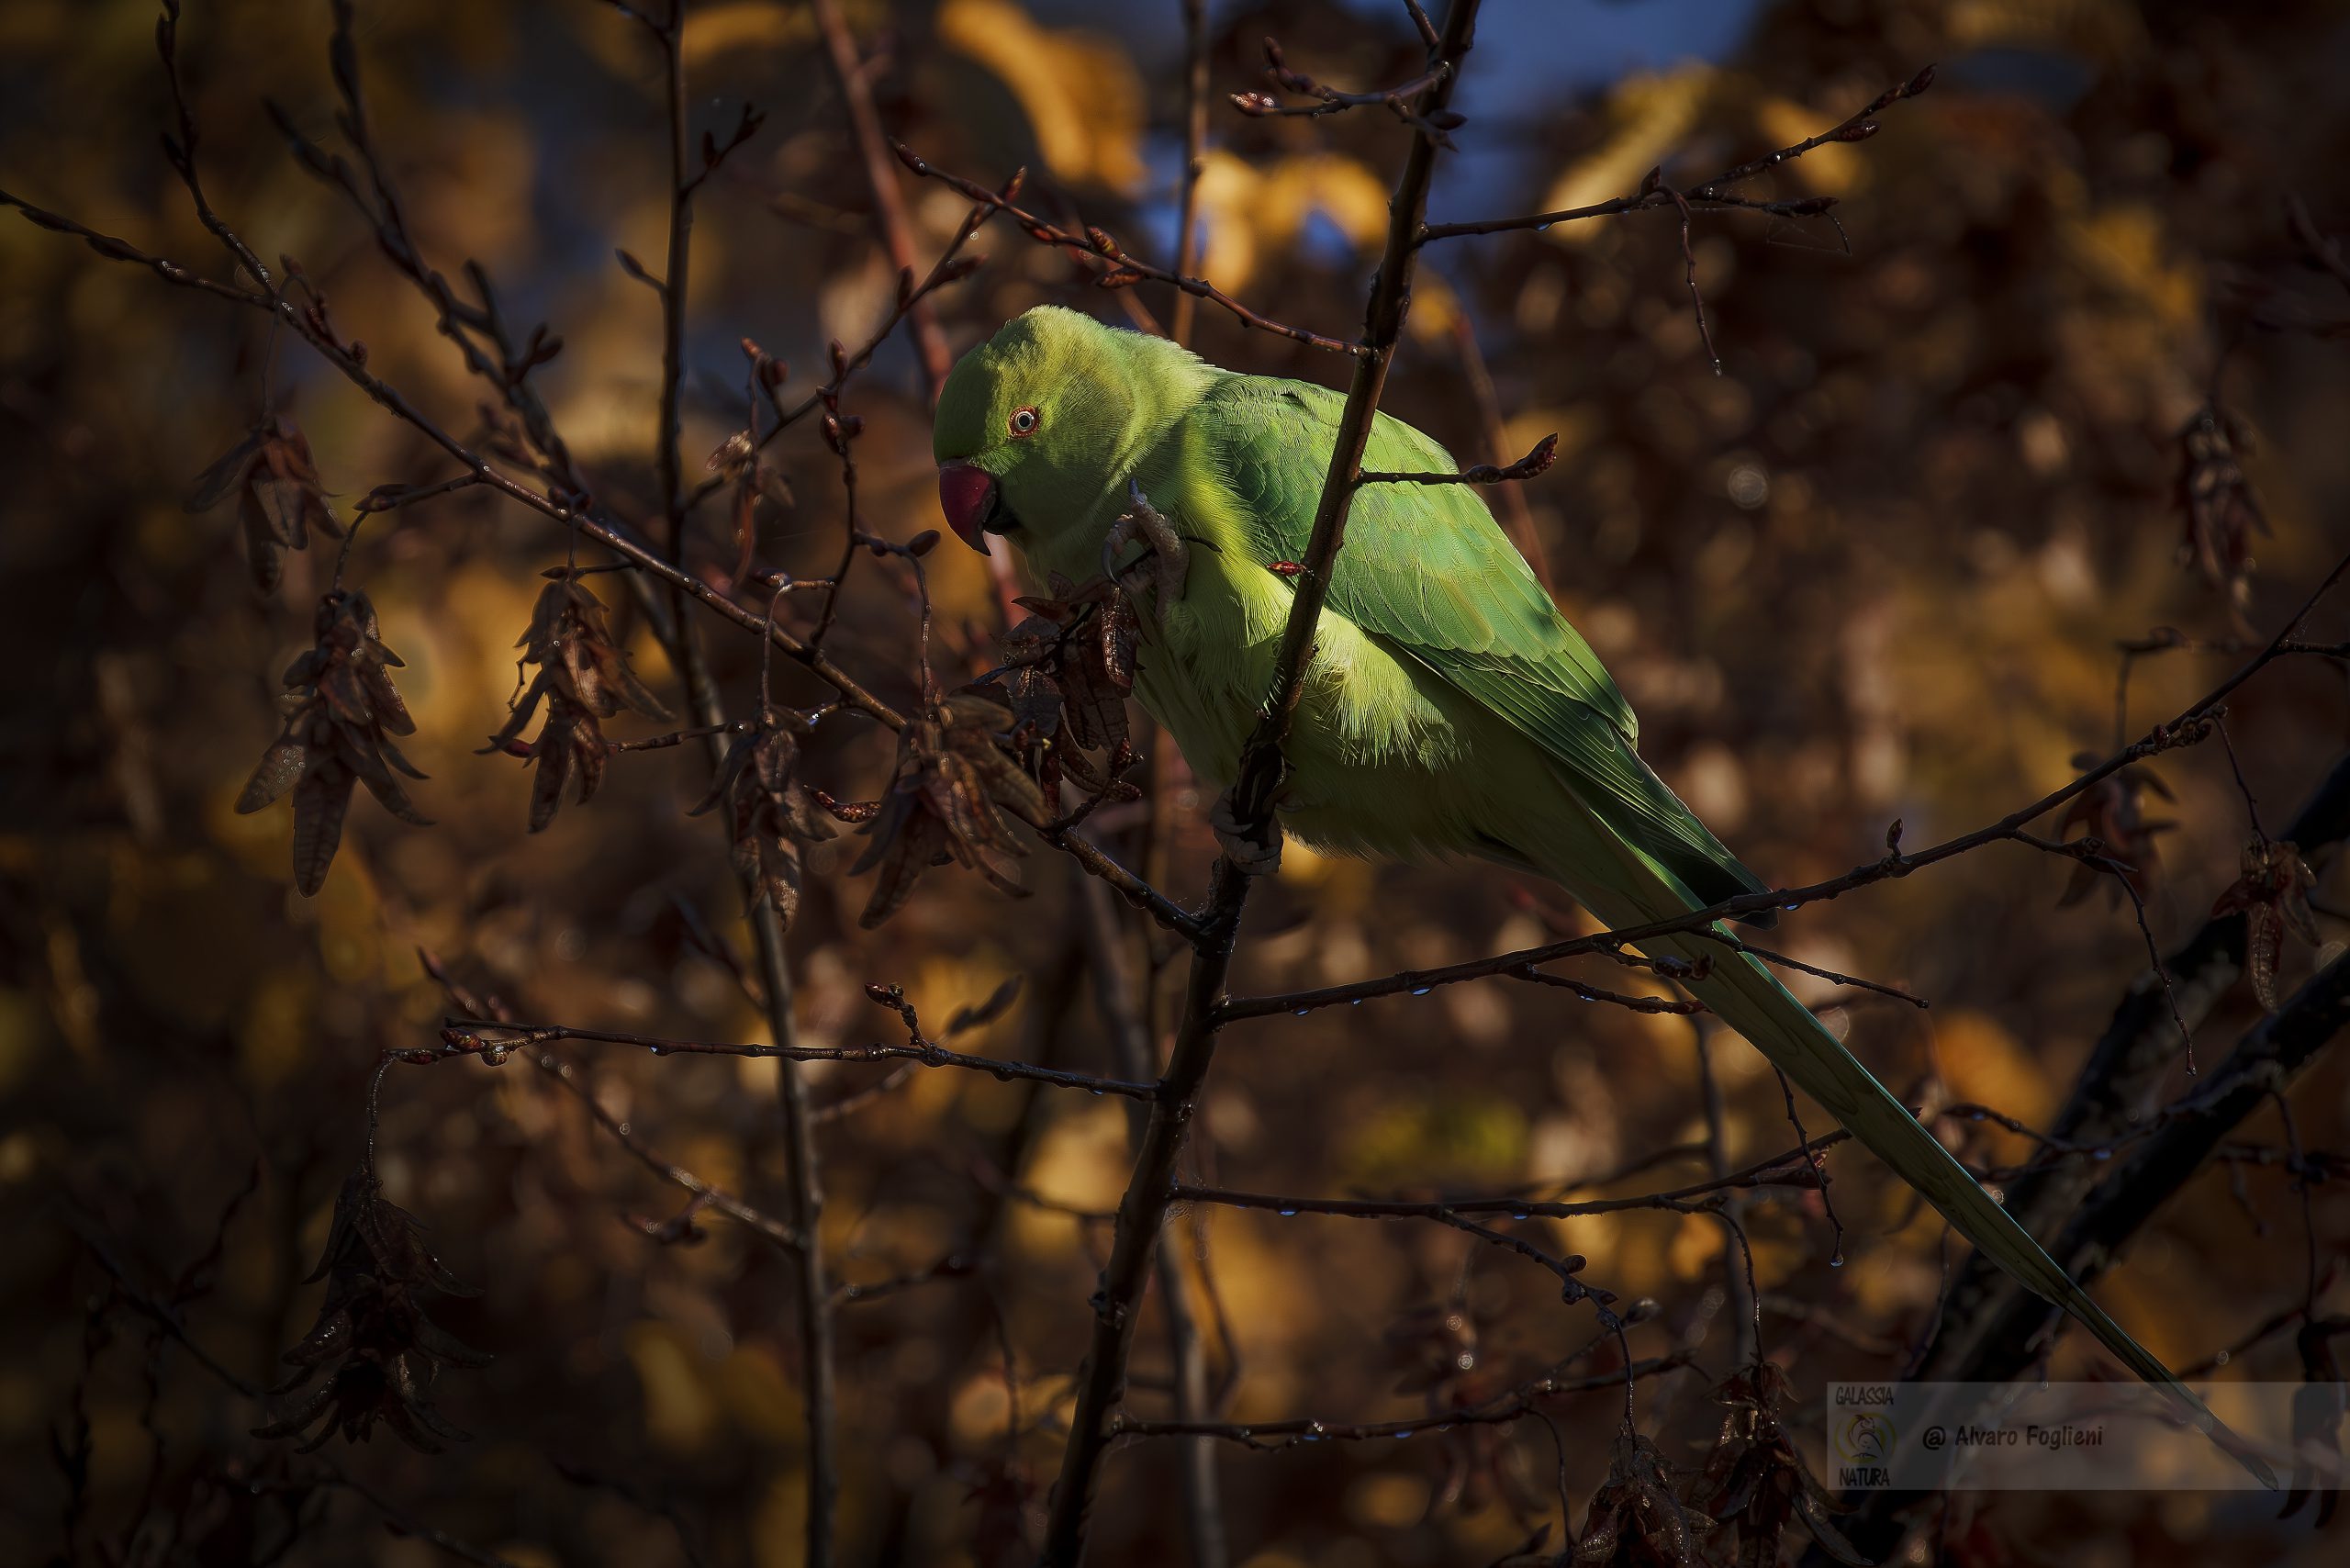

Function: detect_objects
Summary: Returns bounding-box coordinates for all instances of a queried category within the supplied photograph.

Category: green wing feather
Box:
[1202,376,1769,910]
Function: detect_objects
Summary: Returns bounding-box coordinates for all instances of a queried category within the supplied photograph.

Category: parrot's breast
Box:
[1130,545,1539,866]
[998,446,1561,868]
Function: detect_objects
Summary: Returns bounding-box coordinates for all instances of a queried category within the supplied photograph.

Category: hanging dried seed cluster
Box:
[2212,838,2321,1009]
[187,412,345,593]
[840,689,1047,928]
[253,1171,487,1454]
[237,590,431,895]
[994,571,1142,815]
[2177,403,2267,607]
[2053,755,2176,910]
[692,720,835,928]
[1691,1363,1869,1567]
[1575,1429,1715,1565]
[487,568,671,831]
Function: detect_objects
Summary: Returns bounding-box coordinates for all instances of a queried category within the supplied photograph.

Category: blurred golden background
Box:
[3,0,2347,1564]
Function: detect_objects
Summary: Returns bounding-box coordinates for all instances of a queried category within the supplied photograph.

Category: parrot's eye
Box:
[1008,406,1040,438]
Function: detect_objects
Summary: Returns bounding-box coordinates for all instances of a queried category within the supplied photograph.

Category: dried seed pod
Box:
[691,721,836,927]
[188,412,345,593]
[238,590,429,895]
[483,571,669,832]
[847,689,1047,927]
[252,1170,485,1454]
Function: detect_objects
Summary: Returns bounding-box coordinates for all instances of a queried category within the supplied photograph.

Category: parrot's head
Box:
[933,305,1206,557]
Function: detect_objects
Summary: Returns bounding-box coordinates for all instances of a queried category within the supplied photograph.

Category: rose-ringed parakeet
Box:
[932,305,2255,1464]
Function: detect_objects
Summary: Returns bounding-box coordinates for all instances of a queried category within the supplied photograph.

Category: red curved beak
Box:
[937,462,998,555]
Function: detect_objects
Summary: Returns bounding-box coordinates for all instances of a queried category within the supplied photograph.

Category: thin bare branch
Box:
[1040,8,1482,1558]
[0,188,260,304]
[892,145,1362,356]
[450,1018,1159,1100]
[1112,1356,1691,1449]
[1360,431,1558,486]
[1418,66,1935,242]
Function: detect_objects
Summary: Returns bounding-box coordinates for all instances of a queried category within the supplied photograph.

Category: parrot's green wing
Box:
[942,305,2257,1468]
[1185,376,2274,1484]
[1198,375,1770,911]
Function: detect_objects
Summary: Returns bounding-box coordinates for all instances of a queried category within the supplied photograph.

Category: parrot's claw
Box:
[1101,482,1188,607]
[1209,790,1283,879]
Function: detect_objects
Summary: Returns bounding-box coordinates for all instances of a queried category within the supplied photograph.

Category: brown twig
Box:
[451,1018,1159,1100]
[1508,967,1707,1014]
[1172,1137,1834,1226]
[1231,37,1458,144]
[891,144,1362,356]
[531,1049,807,1253]
[832,1254,979,1306]
[1110,1355,1692,1450]
[0,189,254,303]
[417,950,810,1257]
[1448,312,1553,590]
[1695,1025,1762,1367]
[1417,66,1934,242]
[686,186,992,501]
[1075,873,1229,1568]
[1359,431,1559,485]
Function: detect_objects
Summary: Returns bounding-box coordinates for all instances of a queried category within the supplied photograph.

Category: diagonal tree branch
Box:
[1076,872,1229,1568]
[1914,752,2350,1387]
[1038,6,1483,1561]
[1830,950,2350,1565]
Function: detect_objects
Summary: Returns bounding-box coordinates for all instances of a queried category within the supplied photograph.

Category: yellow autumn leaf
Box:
[1192,149,1393,297]
[1407,268,1463,342]
[238,967,316,1092]
[752,1469,810,1568]
[1930,1009,2056,1165]
[2066,204,2203,332]
[1192,149,1267,291]
[937,0,1143,192]
[0,986,47,1097]
[714,1342,805,1443]
[1752,96,1863,194]
[1259,152,1391,245]
[624,1319,722,1452]
[1949,0,2147,61]
[677,0,814,68]
[1006,1098,1131,1258]
[1537,65,1712,246]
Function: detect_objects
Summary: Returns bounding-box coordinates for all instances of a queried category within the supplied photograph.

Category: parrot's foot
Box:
[1209,790,1283,879]
[1102,480,1187,607]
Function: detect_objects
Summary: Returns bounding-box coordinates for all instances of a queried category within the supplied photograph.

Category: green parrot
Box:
[932,304,2254,1465]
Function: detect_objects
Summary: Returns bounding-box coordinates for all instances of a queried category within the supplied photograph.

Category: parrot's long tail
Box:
[1525,817,2275,1485]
